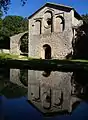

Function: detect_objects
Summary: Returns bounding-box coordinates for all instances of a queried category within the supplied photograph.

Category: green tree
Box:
[72,23,88,59]
[0,0,10,13]
[2,15,28,36]
[0,10,3,29]
[0,0,27,13]
[0,18,2,29]
[0,15,28,50]
[0,1,28,51]
[82,14,88,24]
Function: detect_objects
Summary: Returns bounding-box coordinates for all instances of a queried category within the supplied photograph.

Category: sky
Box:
[3,0,88,18]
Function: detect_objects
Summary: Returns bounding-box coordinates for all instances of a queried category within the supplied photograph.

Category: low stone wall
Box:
[0,49,10,54]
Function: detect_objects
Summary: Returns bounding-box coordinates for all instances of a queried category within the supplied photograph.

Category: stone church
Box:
[28,2,83,59]
[10,3,83,114]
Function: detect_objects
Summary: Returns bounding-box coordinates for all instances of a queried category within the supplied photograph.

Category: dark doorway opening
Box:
[43,44,51,59]
[43,44,51,77]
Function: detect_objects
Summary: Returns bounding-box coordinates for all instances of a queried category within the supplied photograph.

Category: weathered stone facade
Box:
[10,31,28,55]
[28,3,82,59]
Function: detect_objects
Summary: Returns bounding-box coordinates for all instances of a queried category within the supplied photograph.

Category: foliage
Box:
[20,33,28,53]
[70,13,88,60]
[1,53,88,64]
[82,14,88,24]
[0,81,27,98]
[0,53,18,59]
[2,15,28,36]
[0,53,28,60]
[72,23,88,59]
[0,0,27,13]
[0,10,3,29]
[21,0,27,6]
[0,0,10,13]
[0,33,10,49]
[0,15,28,50]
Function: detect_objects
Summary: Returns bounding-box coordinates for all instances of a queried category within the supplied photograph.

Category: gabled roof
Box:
[28,2,82,19]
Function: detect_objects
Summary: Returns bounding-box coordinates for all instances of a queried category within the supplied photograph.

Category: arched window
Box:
[44,11,53,33]
[34,20,41,35]
[55,16,65,32]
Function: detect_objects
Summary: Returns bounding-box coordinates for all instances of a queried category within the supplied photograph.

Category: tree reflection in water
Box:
[71,71,88,100]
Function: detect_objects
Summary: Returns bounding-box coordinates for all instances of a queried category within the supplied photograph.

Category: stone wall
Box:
[0,49,10,53]
[29,31,73,59]
[10,31,28,55]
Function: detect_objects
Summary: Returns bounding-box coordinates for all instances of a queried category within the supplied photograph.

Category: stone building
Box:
[10,2,83,114]
[28,2,83,59]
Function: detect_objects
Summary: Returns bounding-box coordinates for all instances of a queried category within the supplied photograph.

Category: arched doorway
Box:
[43,44,51,59]
[42,44,51,77]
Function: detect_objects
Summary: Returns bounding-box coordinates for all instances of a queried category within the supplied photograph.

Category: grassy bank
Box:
[0,53,88,72]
